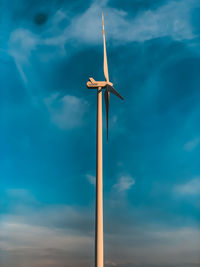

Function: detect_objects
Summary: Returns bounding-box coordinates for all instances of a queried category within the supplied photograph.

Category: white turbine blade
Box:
[102,12,109,82]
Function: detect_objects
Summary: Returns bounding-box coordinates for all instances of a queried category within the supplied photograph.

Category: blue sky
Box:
[0,0,200,266]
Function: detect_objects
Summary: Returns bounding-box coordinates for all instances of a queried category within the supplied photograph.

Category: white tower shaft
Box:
[95,87,104,267]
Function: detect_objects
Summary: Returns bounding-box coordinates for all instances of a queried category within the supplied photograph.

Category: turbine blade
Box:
[102,12,109,82]
[104,90,110,141]
[107,84,124,100]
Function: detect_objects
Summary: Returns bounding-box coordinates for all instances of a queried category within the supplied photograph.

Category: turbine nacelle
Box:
[87,78,113,89]
[87,77,123,100]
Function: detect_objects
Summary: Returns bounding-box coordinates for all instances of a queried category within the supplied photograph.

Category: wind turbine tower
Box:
[87,12,123,267]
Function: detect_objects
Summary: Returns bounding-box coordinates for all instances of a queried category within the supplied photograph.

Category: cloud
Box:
[66,0,197,44]
[174,177,200,195]
[44,93,89,129]
[113,175,135,192]
[1,221,92,250]
[5,189,38,207]
[8,0,198,62]
[1,217,199,267]
[6,188,35,199]
[183,137,200,151]
[8,28,39,83]
[105,260,117,266]
[0,189,94,266]
[6,0,198,85]
[106,226,200,267]
[86,174,96,185]
[1,189,200,267]
[9,29,38,62]
[0,220,93,267]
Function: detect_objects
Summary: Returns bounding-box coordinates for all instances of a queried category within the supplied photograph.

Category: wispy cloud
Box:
[8,29,38,63]
[6,0,198,86]
[44,93,89,130]
[86,174,96,185]
[113,175,135,192]
[8,28,39,83]
[173,177,200,195]
[6,189,38,206]
[183,138,200,151]
[66,0,196,44]
[8,0,197,64]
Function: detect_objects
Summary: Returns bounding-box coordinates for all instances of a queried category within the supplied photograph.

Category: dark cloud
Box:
[34,13,48,25]
[6,0,92,25]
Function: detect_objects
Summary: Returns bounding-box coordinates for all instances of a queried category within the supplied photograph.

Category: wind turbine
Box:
[87,12,123,267]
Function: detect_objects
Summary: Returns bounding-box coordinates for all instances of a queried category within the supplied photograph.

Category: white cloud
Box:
[120,0,195,42]
[44,93,89,129]
[86,174,96,185]
[8,28,39,83]
[8,0,197,62]
[113,175,135,192]
[7,0,198,85]
[174,177,200,195]
[66,0,196,44]
[8,29,38,62]
[183,138,200,151]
